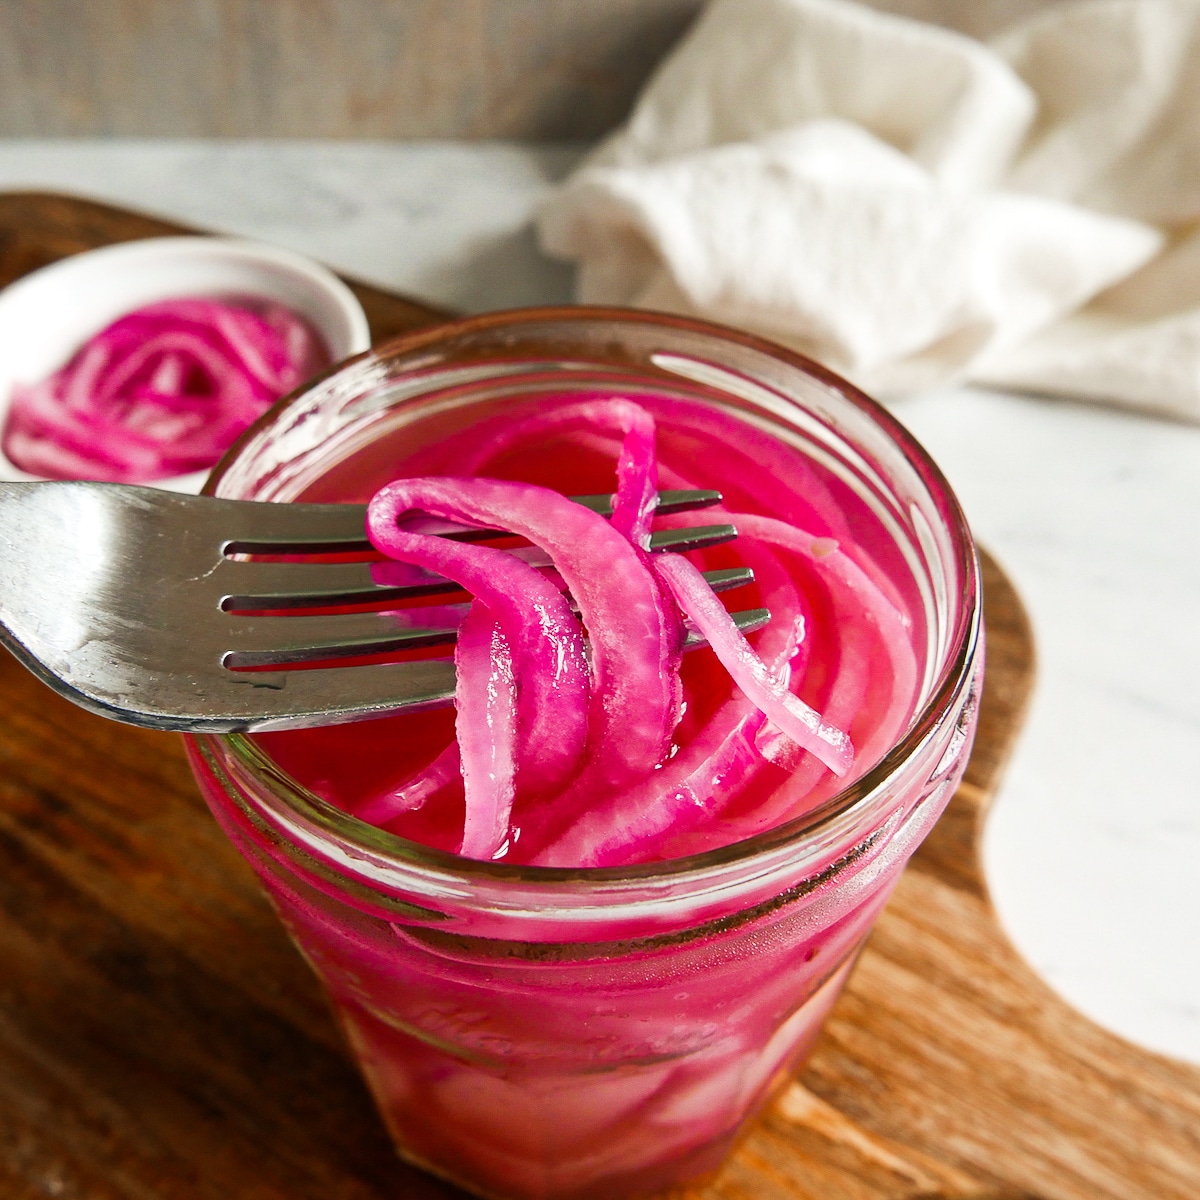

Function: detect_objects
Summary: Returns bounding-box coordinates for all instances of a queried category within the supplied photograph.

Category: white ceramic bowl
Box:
[0,236,372,492]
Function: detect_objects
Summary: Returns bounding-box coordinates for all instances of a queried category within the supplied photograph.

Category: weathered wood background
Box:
[1,0,1063,139]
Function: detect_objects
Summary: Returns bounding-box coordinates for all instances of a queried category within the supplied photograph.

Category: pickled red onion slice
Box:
[454,603,518,860]
[667,510,918,769]
[357,741,460,826]
[653,509,918,847]
[455,399,660,549]
[533,587,809,868]
[608,403,657,548]
[368,476,683,793]
[2,298,327,483]
[655,553,853,776]
[365,482,590,801]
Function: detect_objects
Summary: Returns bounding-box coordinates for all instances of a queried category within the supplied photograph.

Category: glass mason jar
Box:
[186,308,982,1200]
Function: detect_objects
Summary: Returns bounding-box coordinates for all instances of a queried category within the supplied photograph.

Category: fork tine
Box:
[647,523,737,553]
[684,607,769,648]
[218,561,755,611]
[219,500,373,555]
[219,489,725,555]
[222,602,769,670]
[572,489,721,517]
[386,489,729,544]
[453,524,739,572]
[701,567,755,593]
[222,607,468,668]
[219,562,456,610]
[214,604,770,731]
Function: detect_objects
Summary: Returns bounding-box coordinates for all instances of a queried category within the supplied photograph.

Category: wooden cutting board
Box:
[0,193,1196,1200]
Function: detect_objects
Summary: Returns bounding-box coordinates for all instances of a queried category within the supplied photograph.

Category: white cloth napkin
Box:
[538,0,1200,420]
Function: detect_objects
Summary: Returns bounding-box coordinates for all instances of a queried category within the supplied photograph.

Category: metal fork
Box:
[0,480,766,733]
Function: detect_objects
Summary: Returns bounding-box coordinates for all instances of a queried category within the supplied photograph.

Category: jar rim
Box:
[202,305,982,891]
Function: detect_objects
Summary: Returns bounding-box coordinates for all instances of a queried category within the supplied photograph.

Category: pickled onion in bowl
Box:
[1,297,329,483]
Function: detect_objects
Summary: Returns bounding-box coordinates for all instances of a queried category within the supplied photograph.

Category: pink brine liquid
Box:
[189,377,981,1200]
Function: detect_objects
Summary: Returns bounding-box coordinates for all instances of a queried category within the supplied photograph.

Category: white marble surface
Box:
[898,386,1200,1065]
[1,140,1197,1066]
